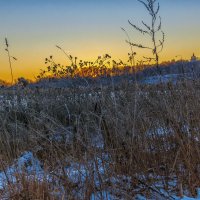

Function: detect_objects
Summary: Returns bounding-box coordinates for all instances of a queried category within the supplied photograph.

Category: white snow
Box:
[0,151,200,200]
[0,151,43,190]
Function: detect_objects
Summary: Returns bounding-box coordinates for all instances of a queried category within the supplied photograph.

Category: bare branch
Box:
[128,20,149,35]
[138,0,151,13]
[157,31,165,53]
[142,21,151,32]
[155,2,160,15]
[156,16,162,32]
[126,40,152,50]
[143,56,156,62]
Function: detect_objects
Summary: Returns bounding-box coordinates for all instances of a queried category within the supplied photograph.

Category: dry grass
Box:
[1,79,200,199]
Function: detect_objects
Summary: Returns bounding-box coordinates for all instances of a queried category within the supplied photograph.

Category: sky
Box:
[0,0,200,82]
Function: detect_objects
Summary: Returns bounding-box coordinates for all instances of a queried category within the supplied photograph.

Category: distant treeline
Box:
[137,60,200,79]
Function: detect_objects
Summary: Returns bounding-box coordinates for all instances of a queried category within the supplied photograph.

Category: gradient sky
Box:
[0,0,200,81]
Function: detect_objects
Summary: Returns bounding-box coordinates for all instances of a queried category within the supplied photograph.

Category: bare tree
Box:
[124,0,165,75]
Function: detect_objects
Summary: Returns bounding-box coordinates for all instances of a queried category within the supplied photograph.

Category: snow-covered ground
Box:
[0,151,200,199]
[0,152,43,190]
[141,74,179,85]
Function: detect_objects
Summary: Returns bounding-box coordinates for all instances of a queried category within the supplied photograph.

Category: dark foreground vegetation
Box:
[1,76,200,199]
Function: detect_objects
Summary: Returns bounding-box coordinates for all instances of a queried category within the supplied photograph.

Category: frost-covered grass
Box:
[0,151,200,199]
[1,80,200,199]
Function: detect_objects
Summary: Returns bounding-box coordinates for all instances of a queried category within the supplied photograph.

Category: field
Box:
[1,0,200,199]
[0,76,200,199]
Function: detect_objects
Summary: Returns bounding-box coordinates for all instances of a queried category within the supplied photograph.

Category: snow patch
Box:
[0,151,43,189]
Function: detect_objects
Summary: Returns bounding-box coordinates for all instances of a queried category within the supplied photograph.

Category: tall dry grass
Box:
[0,78,200,199]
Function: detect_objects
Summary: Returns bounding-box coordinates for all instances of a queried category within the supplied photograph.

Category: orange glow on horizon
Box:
[0,50,198,83]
